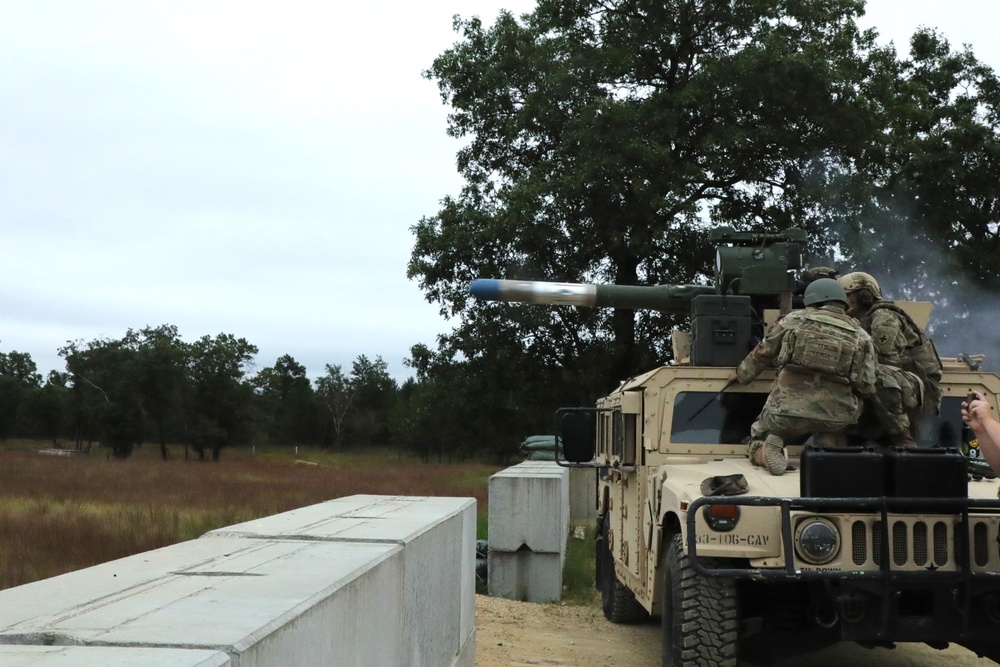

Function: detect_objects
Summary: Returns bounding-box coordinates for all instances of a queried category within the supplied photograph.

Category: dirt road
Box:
[475,594,996,667]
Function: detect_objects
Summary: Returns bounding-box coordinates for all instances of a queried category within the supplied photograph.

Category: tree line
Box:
[0,324,519,462]
[11,1,1000,465]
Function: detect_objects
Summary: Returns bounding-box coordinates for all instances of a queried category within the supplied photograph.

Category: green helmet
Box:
[838,271,882,300]
[803,278,848,307]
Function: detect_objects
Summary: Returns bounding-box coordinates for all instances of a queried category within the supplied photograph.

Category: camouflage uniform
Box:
[839,272,940,446]
[734,302,877,474]
[858,305,926,444]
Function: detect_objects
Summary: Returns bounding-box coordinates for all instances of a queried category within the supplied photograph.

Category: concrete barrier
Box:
[487,461,569,602]
[205,494,476,667]
[0,646,231,667]
[0,495,475,667]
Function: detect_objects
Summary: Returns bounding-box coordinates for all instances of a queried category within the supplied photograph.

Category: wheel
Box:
[598,516,649,624]
[661,532,739,667]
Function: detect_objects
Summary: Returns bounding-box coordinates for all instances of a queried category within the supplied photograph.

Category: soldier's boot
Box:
[749,435,787,476]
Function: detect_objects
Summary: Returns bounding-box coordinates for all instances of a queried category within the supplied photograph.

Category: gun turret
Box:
[710,226,806,295]
[469,227,811,367]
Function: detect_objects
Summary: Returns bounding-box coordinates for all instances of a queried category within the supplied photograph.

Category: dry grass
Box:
[0,440,501,590]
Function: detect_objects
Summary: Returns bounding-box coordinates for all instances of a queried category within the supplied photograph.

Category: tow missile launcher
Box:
[471,226,1000,666]
[472,226,807,367]
[471,225,806,309]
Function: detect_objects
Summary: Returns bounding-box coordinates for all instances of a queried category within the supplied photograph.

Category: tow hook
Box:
[836,592,867,625]
[814,601,840,629]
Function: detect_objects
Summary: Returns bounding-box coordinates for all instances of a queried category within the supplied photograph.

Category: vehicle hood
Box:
[655,455,803,503]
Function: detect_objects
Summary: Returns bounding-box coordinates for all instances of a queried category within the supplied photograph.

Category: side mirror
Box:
[559,409,596,464]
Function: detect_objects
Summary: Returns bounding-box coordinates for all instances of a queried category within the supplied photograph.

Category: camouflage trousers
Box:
[748,410,857,455]
[867,365,923,441]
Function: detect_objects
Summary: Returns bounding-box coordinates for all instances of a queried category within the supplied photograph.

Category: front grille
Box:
[913,522,928,566]
[975,522,989,567]
[852,521,866,566]
[848,517,996,570]
[872,522,882,566]
[935,522,949,565]
[893,522,907,566]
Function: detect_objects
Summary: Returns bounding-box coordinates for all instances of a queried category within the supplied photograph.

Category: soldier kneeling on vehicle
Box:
[839,271,944,448]
[726,278,878,475]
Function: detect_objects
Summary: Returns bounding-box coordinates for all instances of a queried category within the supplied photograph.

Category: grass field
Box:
[0,440,503,590]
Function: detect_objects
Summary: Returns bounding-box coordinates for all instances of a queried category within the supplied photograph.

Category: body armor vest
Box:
[865,302,944,412]
[778,310,864,383]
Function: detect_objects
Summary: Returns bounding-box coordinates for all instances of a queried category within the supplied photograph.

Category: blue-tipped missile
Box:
[468,278,715,314]
[469,279,599,306]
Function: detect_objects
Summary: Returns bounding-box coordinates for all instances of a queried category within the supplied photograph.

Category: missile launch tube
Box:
[469,279,715,314]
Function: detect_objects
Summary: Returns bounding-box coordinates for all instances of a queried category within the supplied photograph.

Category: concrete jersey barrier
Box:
[0,495,475,667]
[487,461,569,603]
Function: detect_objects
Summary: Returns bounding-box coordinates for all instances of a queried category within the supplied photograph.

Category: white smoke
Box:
[832,215,1000,371]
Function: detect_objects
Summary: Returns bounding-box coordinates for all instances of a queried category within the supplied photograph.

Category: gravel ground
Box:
[474,594,997,667]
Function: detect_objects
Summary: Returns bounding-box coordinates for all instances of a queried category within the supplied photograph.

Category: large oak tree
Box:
[409,0,1000,454]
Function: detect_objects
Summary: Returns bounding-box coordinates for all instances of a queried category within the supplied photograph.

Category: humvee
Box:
[470,227,1000,666]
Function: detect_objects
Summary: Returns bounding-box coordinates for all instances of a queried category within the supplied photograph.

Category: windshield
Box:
[670,391,768,445]
[670,392,970,449]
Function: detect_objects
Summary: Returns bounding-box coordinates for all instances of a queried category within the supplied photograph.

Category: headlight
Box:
[795,518,840,565]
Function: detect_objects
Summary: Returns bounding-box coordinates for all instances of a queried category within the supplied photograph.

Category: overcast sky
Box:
[0,1,996,383]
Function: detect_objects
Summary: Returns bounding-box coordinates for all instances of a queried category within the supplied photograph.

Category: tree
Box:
[183,334,258,461]
[20,378,69,445]
[393,347,457,462]
[0,348,43,441]
[831,29,1000,357]
[314,363,354,451]
[399,340,587,463]
[59,338,142,458]
[345,355,398,447]
[412,0,1000,450]
[124,325,189,460]
[58,326,192,459]
[253,354,317,445]
[412,0,891,400]
[0,351,42,388]
[0,377,21,442]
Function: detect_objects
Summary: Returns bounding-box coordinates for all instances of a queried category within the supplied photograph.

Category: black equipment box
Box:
[885,447,968,498]
[691,295,752,318]
[690,295,753,366]
[800,446,885,498]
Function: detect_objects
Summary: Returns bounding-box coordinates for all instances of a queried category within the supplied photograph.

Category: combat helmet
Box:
[802,266,839,283]
[838,272,882,299]
[803,278,848,307]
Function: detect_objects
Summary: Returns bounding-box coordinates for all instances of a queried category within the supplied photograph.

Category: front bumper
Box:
[686,495,1000,642]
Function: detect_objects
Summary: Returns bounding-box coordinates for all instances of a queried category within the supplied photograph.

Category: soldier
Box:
[802,266,839,284]
[726,278,877,475]
[838,271,943,447]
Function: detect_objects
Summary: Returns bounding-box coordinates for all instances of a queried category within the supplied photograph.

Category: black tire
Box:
[661,532,739,667]
[598,517,649,624]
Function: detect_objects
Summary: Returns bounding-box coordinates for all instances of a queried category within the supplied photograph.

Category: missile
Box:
[469,278,715,314]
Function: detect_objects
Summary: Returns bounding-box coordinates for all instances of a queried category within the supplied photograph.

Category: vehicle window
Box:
[916,395,967,449]
[670,391,768,444]
[673,393,970,448]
